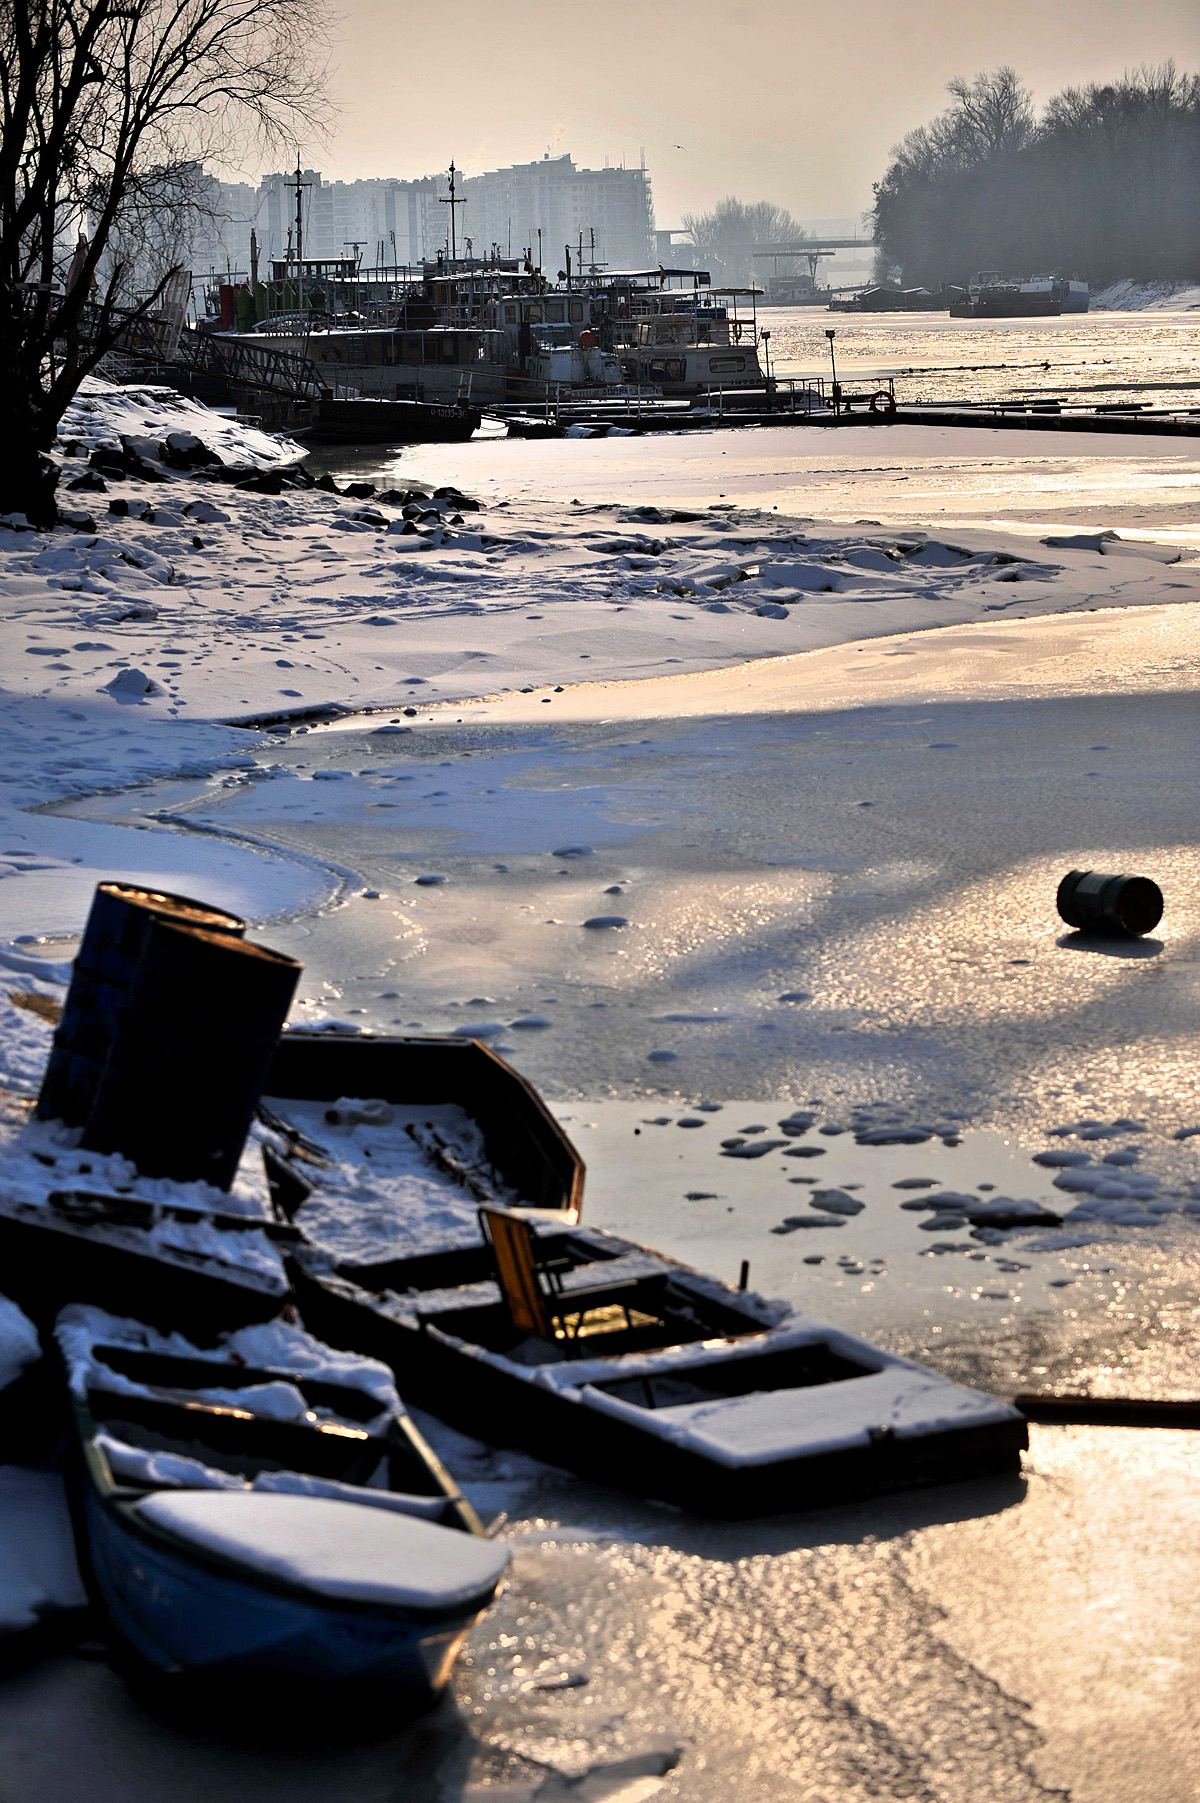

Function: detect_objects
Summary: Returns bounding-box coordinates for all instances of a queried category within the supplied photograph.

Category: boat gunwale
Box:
[73,1390,499,1624]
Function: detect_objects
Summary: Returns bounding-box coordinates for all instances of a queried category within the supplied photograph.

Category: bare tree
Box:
[0,0,330,525]
[681,197,806,285]
[872,62,1199,287]
[944,67,1035,158]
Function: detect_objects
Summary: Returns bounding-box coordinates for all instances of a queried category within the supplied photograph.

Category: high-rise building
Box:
[460,154,655,271]
[255,171,443,269]
[184,153,655,288]
[185,174,261,282]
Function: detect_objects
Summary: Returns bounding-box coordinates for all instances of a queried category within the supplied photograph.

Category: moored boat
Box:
[949,273,1063,318]
[59,1306,507,1697]
[0,1183,292,1336]
[261,1032,1026,1518]
[302,396,482,443]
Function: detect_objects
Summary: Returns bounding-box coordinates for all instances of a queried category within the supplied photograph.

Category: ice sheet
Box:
[0,1468,87,1630]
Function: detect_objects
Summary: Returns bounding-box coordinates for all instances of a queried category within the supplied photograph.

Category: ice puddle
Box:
[556,1099,1200,1339]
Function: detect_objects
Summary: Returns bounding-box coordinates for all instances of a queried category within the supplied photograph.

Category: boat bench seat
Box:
[135,1490,509,1613]
[479,1207,668,1345]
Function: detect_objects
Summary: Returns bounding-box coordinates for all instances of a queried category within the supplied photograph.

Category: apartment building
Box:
[460,155,655,270]
[186,152,654,286]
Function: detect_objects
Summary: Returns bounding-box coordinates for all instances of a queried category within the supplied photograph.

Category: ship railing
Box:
[500,377,666,423]
[695,376,886,416]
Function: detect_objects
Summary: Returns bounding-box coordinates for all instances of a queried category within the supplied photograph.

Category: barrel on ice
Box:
[38,884,246,1127]
[84,920,301,1190]
[1057,869,1163,938]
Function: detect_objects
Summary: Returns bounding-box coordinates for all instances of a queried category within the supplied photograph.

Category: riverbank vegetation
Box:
[872,63,1200,289]
[680,198,805,285]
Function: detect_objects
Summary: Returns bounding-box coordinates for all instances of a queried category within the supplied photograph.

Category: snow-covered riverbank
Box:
[0,379,1197,946]
[1,380,1199,1800]
[1090,279,1200,311]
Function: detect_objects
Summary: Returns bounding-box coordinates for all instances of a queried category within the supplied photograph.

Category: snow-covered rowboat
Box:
[291,1216,1026,1517]
[263,1033,1026,1517]
[59,1307,508,1697]
[263,1028,584,1217]
[0,1188,292,1336]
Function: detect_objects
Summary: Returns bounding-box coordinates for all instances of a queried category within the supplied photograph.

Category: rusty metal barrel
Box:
[1057,869,1163,938]
[37,884,246,1127]
[83,920,301,1190]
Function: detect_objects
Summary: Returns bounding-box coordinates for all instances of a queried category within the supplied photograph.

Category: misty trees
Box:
[680,197,805,285]
[872,63,1200,289]
[871,67,1038,283]
[1033,66,1200,283]
[0,0,329,526]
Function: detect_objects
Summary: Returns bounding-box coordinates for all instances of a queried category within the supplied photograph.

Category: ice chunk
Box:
[103,667,162,702]
[810,1190,865,1216]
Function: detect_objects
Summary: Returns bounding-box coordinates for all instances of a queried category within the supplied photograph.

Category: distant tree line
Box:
[872,63,1200,287]
[680,198,805,285]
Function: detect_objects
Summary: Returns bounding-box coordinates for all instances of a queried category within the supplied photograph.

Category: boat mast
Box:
[291,157,311,317]
[439,161,465,262]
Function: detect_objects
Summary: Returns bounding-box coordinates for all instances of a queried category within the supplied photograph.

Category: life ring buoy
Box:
[869,389,897,416]
[578,329,598,349]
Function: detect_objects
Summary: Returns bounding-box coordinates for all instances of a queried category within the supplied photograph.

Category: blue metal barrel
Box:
[83,920,301,1190]
[38,884,246,1127]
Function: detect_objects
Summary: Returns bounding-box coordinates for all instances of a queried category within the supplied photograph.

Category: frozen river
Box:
[760,304,1200,409]
[312,420,1200,549]
[43,599,1200,1800]
[8,413,1200,1800]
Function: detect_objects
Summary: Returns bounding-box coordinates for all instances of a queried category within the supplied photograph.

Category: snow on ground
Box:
[0,1468,88,1632]
[0,380,1195,1797]
[61,381,305,471]
[1090,279,1200,312]
[0,381,1195,946]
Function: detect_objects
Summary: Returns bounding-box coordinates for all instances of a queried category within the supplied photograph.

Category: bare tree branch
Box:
[0,0,332,522]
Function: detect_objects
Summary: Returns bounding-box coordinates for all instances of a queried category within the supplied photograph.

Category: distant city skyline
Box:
[188,155,658,282]
[209,0,1200,226]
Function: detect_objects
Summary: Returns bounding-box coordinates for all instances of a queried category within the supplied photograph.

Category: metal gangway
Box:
[79,304,333,403]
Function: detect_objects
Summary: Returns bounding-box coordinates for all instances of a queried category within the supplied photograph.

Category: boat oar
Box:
[48,1189,302,1244]
[1016,1392,1200,1427]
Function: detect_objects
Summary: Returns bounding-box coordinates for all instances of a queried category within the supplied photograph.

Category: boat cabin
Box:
[224,324,509,403]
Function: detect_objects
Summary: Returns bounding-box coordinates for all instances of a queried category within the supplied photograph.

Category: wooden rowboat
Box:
[264,1032,1027,1518]
[59,1306,508,1699]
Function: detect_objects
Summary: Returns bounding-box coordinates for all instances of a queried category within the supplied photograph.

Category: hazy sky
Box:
[235,0,1200,224]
